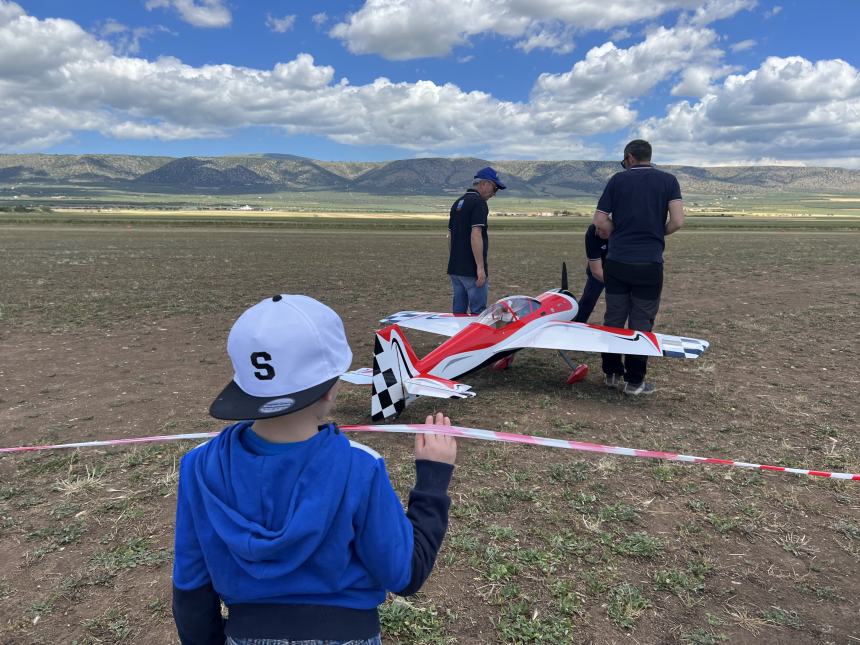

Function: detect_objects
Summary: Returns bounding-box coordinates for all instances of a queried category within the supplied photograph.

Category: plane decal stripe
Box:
[581,324,662,351]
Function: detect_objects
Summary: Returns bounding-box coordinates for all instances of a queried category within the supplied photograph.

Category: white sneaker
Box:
[604,374,623,389]
[624,381,656,396]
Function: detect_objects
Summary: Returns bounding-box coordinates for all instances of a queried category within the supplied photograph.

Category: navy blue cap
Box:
[474,166,506,190]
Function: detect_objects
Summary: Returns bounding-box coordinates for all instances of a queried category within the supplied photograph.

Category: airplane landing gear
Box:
[558,351,588,384]
[491,354,516,371]
[567,363,589,384]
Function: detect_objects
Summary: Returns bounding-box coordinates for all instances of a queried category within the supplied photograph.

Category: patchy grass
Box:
[612,531,665,558]
[496,600,575,643]
[90,538,171,573]
[81,607,135,641]
[24,520,87,562]
[760,606,803,630]
[607,583,651,630]
[54,465,105,495]
[681,627,728,644]
[379,597,453,645]
[653,567,706,607]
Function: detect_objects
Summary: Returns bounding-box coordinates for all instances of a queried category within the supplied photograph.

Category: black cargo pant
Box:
[601,260,663,385]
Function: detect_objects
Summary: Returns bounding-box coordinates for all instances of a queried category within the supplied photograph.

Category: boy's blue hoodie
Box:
[172,422,453,644]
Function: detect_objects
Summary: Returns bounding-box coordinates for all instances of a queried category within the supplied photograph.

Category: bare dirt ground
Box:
[0,225,858,644]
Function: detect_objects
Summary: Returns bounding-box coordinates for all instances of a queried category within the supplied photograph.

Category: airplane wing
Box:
[340,367,374,385]
[403,374,475,399]
[509,321,709,358]
[379,311,477,336]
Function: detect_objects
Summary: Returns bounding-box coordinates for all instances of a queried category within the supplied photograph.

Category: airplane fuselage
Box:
[417,291,578,380]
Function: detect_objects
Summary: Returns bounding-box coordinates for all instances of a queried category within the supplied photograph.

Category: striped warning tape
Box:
[0,424,857,481]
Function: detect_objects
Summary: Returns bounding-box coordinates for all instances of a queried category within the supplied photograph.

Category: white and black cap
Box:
[209,294,353,420]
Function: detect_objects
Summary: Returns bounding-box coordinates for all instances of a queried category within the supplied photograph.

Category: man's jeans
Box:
[573,272,604,323]
[227,635,381,645]
[601,260,663,385]
[450,274,489,314]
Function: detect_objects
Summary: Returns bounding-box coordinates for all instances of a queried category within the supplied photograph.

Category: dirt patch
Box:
[1,226,858,643]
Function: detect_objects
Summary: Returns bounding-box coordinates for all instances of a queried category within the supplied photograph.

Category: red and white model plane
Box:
[342,265,709,420]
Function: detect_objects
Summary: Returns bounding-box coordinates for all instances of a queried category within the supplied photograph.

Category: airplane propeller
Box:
[561,262,568,292]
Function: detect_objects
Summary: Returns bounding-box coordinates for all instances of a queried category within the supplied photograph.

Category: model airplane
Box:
[341,265,709,420]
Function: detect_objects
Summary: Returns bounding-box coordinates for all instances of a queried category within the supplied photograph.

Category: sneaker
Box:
[624,381,656,396]
[604,373,623,389]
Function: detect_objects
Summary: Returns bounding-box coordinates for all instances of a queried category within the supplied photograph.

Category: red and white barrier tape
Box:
[1,424,857,481]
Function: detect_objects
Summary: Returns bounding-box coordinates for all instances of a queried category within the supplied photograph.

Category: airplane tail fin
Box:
[371,325,419,421]
[556,261,576,302]
[370,325,474,421]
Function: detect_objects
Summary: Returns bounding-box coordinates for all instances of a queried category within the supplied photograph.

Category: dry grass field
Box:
[0,223,858,644]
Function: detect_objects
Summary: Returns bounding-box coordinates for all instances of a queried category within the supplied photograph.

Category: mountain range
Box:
[1,153,859,197]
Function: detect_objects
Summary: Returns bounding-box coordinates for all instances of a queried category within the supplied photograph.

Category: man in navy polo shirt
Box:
[593,140,685,395]
[447,167,506,314]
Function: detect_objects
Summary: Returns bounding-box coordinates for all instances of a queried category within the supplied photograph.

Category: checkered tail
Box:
[370,328,413,421]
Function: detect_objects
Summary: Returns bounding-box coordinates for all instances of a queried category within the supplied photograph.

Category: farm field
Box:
[0,222,858,644]
[3,185,860,219]
[3,209,860,233]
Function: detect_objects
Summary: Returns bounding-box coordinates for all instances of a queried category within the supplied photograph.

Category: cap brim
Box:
[209,376,340,420]
[494,182,506,190]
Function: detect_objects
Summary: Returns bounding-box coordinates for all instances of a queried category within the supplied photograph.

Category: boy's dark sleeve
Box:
[172,582,224,645]
[394,459,455,597]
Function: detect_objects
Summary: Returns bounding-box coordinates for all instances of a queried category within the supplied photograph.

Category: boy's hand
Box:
[415,412,457,465]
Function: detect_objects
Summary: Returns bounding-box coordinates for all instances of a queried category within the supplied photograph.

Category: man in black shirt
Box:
[573,223,609,323]
[447,166,506,314]
[593,140,685,395]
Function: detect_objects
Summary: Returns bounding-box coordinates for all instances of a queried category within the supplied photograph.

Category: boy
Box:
[172,294,457,644]
[573,223,609,324]
[562,224,609,382]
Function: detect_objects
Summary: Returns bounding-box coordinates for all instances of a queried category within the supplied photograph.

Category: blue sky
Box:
[2,0,859,167]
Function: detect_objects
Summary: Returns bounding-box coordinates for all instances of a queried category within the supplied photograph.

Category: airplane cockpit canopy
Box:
[477,296,541,329]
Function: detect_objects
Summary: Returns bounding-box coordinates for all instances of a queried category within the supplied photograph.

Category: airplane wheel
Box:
[491,355,515,371]
[567,364,589,384]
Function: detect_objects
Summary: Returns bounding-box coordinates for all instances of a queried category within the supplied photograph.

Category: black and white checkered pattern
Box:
[661,336,709,359]
[680,338,707,358]
[370,335,407,421]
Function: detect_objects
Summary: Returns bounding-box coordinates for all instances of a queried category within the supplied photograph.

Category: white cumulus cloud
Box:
[266,14,296,34]
[532,26,722,104]
[0,3,606,158]
[97,19,172,55]
[730,38,756,53]
[684,0,757,27]
[515,24,575,54]
[144,0,231,28]
[330,0,751,60]
[638,56,860,166]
